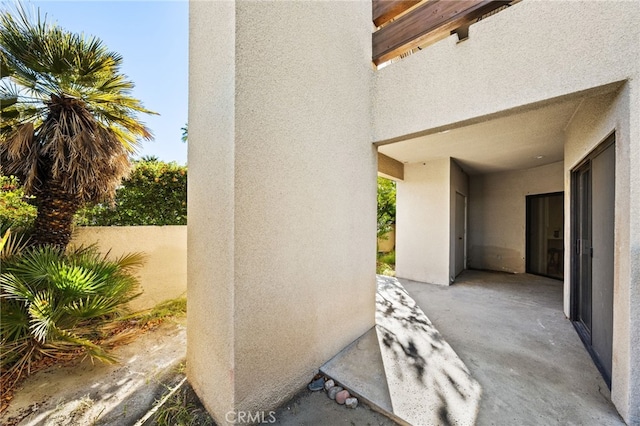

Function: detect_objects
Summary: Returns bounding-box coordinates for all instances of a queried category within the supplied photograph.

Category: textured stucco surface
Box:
[395,159,450,285]
[71,226,186,311]
[373,1,639,144]
[187,1,375,424]
[564,88,638,424]
[187,1,236,421]
[467,162,563,274]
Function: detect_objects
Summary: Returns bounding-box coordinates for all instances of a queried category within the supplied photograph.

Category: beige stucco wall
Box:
[449,160,469,280]
[395,159,450,285]
[377,227,395,253]
[373,1,638,144]
[564,88,638,424]
[71,226,187,311]
[187,2,375,424]
[467,162,563,274]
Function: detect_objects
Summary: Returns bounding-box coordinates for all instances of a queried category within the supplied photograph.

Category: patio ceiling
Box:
[377,98,583,175]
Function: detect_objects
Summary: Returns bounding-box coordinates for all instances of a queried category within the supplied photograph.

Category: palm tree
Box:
[0,4,155,249]
[180,123,188,143]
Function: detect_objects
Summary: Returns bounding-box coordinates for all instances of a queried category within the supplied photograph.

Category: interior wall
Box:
[188,2,376,423]
[564,88,638,423]
[468,162,564,273]
[395,159,451,285]
[449,160,469,280]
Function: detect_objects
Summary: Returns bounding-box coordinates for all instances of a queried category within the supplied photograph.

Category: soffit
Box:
[378,99,582,175]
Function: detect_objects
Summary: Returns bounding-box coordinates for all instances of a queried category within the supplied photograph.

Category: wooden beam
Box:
[378,153,404,180]
[373,0,510,65]
[373,0,422,27]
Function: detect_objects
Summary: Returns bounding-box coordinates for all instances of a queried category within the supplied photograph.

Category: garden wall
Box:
[71,226,187,311]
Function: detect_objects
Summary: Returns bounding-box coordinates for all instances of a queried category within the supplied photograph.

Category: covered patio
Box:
[323,271,623,425]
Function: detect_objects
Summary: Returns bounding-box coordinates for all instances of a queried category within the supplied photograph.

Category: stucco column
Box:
[624,79,640,426]
[187,1,376,424]
[395,158,452,285]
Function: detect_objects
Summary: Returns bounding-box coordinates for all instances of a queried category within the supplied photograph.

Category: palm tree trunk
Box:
[31,179,81,250]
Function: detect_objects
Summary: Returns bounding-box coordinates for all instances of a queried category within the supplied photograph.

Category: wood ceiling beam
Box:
[373,0,510,65]
[373,0,422,27]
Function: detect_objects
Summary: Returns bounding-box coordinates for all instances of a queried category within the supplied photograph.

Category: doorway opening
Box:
[526,192,564,279]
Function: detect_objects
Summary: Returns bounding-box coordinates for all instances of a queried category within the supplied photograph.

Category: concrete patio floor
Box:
[402,270,624,425]
[322,271,624,425]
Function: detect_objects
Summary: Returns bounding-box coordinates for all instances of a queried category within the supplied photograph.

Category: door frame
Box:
[570,132,615,388]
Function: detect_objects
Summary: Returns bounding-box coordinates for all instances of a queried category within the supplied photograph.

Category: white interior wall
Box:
[467,162,563,274]
[395,159,450,285]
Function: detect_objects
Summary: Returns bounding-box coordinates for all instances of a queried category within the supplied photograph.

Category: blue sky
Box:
[28,0,189,164]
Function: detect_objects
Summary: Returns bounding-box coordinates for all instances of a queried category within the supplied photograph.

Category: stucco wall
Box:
[564,88,638,424]
[449,160,469,280]
[71,226,186,311]
[468,162,563,274]
[373,1,639,144]
[188,2,375,423]
[395,159,450,285]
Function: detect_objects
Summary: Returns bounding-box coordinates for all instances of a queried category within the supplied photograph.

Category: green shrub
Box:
[75,160,187,226]
[0,245,144,383]
[377,177,396,238]
[378,251,396,266]
[377,250,396,277]
[0,175,36,233]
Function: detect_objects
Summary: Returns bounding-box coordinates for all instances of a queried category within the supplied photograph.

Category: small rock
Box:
[327,386,343,400]
[307,377,324,391]
[345,397,358,408]
[324,379,335,391]
[336,389,350,404]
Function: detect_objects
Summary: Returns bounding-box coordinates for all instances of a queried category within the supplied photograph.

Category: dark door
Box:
[571,135,615,387]
[526,192,564,279]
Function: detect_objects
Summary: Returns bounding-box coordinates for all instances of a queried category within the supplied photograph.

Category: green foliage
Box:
[76,160,187,226]
[377,177,396,238]
[0,175,36,233]
[378,251,396,266]
[181,123,188,143]
[0,244,144,383]
[1,3,156,248]
[377,250,396,277]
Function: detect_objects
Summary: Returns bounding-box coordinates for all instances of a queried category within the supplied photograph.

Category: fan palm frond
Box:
[0,3,156,248]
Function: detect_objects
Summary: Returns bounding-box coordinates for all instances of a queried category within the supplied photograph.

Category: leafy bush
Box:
[377,250,396,277]
[76,160,187,226]
[377,177,396,238]
[0,244,144,383]
[0,175,36,233]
